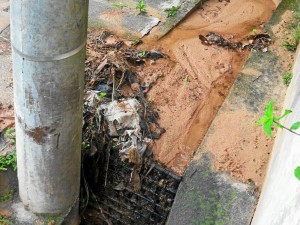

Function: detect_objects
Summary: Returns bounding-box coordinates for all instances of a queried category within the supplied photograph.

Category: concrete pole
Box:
[10,0,88,220]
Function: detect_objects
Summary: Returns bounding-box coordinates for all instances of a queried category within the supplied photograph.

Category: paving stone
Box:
[88,0,205,38]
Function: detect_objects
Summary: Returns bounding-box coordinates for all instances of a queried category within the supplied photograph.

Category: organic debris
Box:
[199,32,272,52]
[81,31,178,224]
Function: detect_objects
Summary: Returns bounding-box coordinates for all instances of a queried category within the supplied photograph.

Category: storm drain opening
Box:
[81,150,181,225]
[80,30,181,225]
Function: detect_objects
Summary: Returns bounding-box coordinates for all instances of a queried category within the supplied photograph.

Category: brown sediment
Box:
[135,0,277,177]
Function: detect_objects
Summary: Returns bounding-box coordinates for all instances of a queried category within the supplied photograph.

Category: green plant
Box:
[0,190,13,202]
[98,92,107,99]
[295,167,300,180]
[136,0,146,13]
[0,151,17,171]
[282,71,293,86]
[164,6,180,17]
[83,142,90,149]
[139,50,148,57]
[283,41,297,51]
[133,38,141,45]
[149,97,155,103]
[283,15,300,52]
[252,28,257,34]
[112,2,128,9]
[0,216,11,225]
[257,100,300,180]
[4,128,16,145]
[183,75,190,83]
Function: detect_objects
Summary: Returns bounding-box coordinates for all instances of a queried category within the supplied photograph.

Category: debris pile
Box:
[81,31,179,224]
[199,32,272,52]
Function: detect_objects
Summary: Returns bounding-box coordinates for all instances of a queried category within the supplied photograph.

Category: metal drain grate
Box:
[89,153,181,225]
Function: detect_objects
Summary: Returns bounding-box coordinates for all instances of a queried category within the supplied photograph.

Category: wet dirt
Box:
[136,0,277,176]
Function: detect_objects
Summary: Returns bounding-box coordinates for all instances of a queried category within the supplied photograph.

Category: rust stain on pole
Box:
[24,127,47,144]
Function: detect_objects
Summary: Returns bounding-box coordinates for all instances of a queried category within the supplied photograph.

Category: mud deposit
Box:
[137,0,276,177]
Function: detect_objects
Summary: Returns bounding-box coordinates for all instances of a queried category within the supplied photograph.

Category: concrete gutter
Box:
[251,45,300,225]
[167,0,294,224]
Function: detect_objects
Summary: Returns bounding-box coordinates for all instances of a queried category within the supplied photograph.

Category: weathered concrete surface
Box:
[88,0,206,38]
[252,5,300,224]
[0,11,9,33]
[252,52,300,225]
[167,154,257,225]
[0,53,13,108]
[167,1,292,224]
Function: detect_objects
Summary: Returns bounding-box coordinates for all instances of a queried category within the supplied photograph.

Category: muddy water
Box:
[139,0,276,174]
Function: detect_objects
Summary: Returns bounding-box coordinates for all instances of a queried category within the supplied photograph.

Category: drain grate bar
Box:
[83,152,181,224]
[106,193,166,219]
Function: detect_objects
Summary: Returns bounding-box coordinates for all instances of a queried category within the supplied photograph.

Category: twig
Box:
[0,144,8,152]
[112,73,115,102]
[274,121,300,136]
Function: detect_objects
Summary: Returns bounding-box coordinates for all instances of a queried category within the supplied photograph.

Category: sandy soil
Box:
[202,9,295,188]
[137,0,276,175]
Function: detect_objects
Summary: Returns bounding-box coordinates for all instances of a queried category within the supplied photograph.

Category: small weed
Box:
[98,92,107,99]
[257,100,292,137]
[282,71,293,86]
[0,190,13,202]
[112,2,128,9]
[164,6,180,17]
[283,11,300,52]
[252,28,257,34]
[138,50,148,57]
[136,0,146,13]
[0,216,11,225]
[0,151,17,171]
[149,97,155,103]
[4,128,16,145]
[283,41,297,51]
[133,38,142,45]
[258,100,300,180]
[83,143,90,149]
[295,26,300,43]
[183,75,190,83]
[295,167,300,180]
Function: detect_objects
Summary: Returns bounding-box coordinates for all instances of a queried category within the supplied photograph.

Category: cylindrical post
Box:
[10,0,88,217]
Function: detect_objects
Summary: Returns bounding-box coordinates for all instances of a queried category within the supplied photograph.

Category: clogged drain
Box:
[80,30,181,225]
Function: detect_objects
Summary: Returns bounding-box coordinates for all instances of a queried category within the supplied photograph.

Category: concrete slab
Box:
[88,0,205,38]
[251,1,300,223]
[167,0,293,224]
[167,153,257,225]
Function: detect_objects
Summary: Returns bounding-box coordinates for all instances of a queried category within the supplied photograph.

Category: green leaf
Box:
[98,92,107,99]
[256,116,266,125]
[290,121,300,130]
[263,118,273,137]
[265,100,274,118]
[274,109,292,121]
[294,167,300,180]
[276,123,284,128]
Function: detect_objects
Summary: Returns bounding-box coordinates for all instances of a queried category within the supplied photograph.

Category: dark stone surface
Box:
[167,154,257,225]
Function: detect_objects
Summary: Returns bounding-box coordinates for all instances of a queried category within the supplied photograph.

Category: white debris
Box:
[100,99,152,160]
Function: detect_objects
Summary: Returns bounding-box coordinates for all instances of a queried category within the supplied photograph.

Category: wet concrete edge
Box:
[167,1,294,224]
